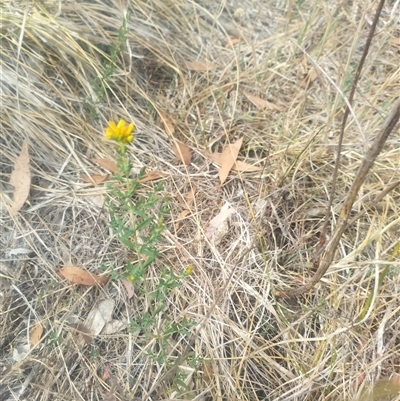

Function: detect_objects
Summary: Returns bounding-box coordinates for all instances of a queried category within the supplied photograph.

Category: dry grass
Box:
[1,1,400,400]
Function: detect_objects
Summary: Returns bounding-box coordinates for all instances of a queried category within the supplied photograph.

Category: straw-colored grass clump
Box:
[1,1,399,400]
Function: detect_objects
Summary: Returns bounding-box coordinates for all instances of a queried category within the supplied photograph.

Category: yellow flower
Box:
[104,119,135,143]
[185,265,193,275]
[128,274,136,282]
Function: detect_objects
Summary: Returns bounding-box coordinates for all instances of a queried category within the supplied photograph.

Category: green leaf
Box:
[131,207,148,219]
[135,217,155,232]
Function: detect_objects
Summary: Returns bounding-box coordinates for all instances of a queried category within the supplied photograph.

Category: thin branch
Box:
[278,95,400,298]
[318,0,387,258]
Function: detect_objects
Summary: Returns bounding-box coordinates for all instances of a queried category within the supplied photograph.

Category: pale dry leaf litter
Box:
[120,279,135,299]
[85,298,115,336]
[12,343,30,363]
[218,137,243,184]
[85,298,126,336]
[207,152,263,172]
[206,202,236,244]
[85,194,105,209]
[102,319,126,335]
[9,139,30,215]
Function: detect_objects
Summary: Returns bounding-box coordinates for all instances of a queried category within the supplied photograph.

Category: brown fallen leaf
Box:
[139,171,168,183]
[80,173,108,184]
[158,110,175,137]
[225,38,240,48]
[120,279,135,299]
[92,158,118,174]
[30,323,43,346]
[59,266,109,286]
[186,60,218,71]
[10,139,31,215]
[244,92,283,111]
[218,137,243,184]
[172,141,192,165]
[207,152,263,172]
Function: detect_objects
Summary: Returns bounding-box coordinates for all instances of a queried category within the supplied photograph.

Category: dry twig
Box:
[278,95,400,298]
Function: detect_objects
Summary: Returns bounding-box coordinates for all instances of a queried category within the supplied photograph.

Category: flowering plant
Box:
[104,119,196,387]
